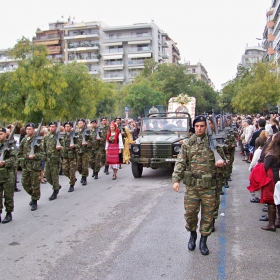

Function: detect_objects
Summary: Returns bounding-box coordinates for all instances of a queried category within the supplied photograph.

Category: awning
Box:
[128,53,152,58]
[128,40,151,45]
[47,46,61,54]
[34,40,59,45]
[128,65,145,69]
[103,42,122,46]
[103,54,123,60]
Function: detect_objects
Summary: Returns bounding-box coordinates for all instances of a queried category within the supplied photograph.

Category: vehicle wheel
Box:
[131,162,143,178]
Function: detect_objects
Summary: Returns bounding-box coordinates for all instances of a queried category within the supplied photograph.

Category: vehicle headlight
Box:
[133,146,140,153]
[174,146,181,153]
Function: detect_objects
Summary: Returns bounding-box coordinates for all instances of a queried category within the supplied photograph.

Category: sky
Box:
[0,0,272,90]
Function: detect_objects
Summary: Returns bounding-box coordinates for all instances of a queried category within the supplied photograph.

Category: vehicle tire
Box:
[131,162,143,178]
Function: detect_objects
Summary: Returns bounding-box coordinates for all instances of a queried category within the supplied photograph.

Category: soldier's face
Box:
[91,122,97,129]
[101,119,107,125]
[209,121,214,131]
[26,127,35,137]
[64,124,72,132]
[0,131,6,141]
[116,119,121,125]
[49,125,57,134]
[195,121,206,136]
[78,121,85,129]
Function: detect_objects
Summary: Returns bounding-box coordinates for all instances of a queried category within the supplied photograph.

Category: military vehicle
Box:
[130,112,192,178]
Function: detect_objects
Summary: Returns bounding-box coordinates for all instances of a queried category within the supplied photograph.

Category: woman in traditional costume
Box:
[105,122,124,180]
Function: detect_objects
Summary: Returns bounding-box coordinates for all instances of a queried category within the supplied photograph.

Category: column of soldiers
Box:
[172,114,236,255]
[0,116,117,223]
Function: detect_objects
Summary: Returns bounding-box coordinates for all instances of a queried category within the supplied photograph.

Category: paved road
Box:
[0,149,280,280]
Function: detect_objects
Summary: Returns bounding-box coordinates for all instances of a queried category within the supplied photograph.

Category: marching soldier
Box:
[89,120,101,179]
[43,121,62,201]
[0,127,17,222]
[76,118,91,185]
[17,123,44,211]
[172,116,225,255]
[61,121,77,192]
[100,117,109,175]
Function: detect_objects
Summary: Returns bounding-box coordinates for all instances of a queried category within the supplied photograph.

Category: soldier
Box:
[0,127,17,222]
[61,121,77,192]
[17,123,44,211]
[172,116,225,255]
[100,117,109,175]
[43,122,62,200]
[76,118,91,185]
[89,119,101,179]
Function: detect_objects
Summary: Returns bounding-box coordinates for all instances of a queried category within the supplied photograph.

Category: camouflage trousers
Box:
[100,147,107,166]
[0,172,15,213]
[77,152,89,177]
[22,169,41,201]
[62,157,77,186]
[45,160,60,191]
[213,176,225,219]
[89,149,101,172]
[228,148,235,177]
[184,186,216,236]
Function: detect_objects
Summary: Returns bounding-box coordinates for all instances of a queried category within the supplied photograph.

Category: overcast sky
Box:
[1,0,271,90]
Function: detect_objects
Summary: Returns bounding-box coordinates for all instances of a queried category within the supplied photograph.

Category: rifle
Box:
[82,119,89,143]
[56,121,61,147]
[0,122,18,161]
[30,119,43,156]
[206,117,223,162]
[70,120,77,146]
[96,118,101,140]
[211,110,226,146]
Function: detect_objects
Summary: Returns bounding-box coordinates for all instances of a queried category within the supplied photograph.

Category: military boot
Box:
[188,231,197,251]
[105,165,109,175]
[68,185,74,192]
[261,204,276,232]
[94,172,98,179]
[2,212,12,224]
[49,190,59,201]
[92,171,95,177]
[31,200,37,211]
[81,176,87,186]
[199,235,209,255]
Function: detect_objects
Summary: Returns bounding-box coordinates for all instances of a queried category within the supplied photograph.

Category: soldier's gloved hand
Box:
[173,182,180,192]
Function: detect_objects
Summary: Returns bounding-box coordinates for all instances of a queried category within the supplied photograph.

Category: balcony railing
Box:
[104,60,123,66]
[104,73,124,78]
[103,49,123,53]
[273,31,280,50]
[34,34,62,41]
[128,59,145,65]
[68,43,99,48]
[128,46,152,52]
[272,0,280,20]
[105,34,152,40]
[68,55,98,61]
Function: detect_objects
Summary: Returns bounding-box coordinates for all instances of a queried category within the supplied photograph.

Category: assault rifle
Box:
[82,119,89,143]
[96,118,101,140]
[211,110,227,147]
[206,117,223,162]
[56,121,61,147]
[70,120,77,146]
[0,122,17,161]
[30,119,43,156]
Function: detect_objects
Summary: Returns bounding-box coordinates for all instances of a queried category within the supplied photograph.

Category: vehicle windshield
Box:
[141,117,189,132]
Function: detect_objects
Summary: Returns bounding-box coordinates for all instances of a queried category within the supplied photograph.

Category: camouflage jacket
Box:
[17,136,44,169]
[89,128,101,150]
[76,127,91,153]
[0,140,17,172]
[61,132,77,158]
[43,133,61,160]
[100,125,109,146]
[172,133,225,183]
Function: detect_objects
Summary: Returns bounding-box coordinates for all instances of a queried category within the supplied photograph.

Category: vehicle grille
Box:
[140,143,172,158]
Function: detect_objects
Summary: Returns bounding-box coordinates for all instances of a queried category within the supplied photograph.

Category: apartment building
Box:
[0,49,19,74]
[237,45,265,69]
[185,62,213,87]
[33,22,65,62]
[100,21,179,83]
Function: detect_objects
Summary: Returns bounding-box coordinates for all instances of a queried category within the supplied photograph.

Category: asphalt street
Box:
[0,148,280,280]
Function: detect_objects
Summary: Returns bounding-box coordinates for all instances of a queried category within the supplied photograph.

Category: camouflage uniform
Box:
[172,133,224,236]
[89,128,101,173]
[43,133,61,191]
[17,136,44,201]
[0,140,17,215]
[61,132,77,186]
[76,127,91,177]
[100,124,109,166]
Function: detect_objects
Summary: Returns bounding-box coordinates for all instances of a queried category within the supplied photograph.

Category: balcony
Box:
[162,42,169,48]
[89,69,100,75]
[271,0,280,20]
[128,46,152,53]
[128,59,145,65]
[103,34,152,43]
[273,31,280,49]
[33,34,62,41]
[103,73,125,82]
[273,14,280,36]
[128,72,141,78]
[102,49,124,56]
[67,43,99,52]
[103,60,124,70]
[64,32,99,41]
[68,55,99,63]
[162,53,169,59]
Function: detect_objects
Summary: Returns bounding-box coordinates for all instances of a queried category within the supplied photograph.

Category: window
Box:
[136,32,148,37]
[117,33,122,38]
[109,34,115,39]
[192,68,196,73]
[109,46,115,53]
